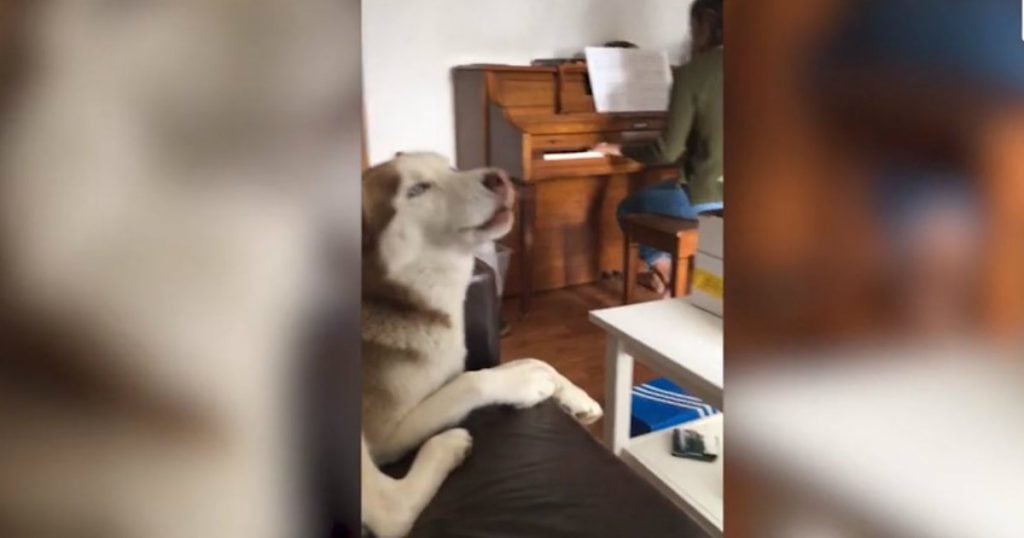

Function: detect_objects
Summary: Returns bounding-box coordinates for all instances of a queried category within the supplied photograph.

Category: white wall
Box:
[363,0,693,165]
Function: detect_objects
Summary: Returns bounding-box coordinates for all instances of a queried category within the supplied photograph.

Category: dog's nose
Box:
[482,171,508,193]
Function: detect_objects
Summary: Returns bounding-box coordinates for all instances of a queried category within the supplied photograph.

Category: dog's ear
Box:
[361,161,424,276]
[361,211,374,253]
[361,162,400,255]
[361,186,387,255]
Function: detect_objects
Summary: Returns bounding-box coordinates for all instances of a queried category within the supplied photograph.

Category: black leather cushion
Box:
[384,401,707,538]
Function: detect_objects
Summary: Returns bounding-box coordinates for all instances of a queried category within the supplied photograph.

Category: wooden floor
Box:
[500,278,662,437]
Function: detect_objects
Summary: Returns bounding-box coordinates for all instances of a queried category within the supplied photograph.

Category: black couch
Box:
[382,260,707,537]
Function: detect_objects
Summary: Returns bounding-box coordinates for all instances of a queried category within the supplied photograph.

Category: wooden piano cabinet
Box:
[453,64,670,316]
[510,173,640,291]
[557,64,596,113]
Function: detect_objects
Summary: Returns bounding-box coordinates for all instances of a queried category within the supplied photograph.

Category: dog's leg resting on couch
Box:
[495,358,603,424]
[362,430,472,538]
[374,359,601,464]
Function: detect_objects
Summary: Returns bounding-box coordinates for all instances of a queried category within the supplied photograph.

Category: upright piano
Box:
[453,63,674,313]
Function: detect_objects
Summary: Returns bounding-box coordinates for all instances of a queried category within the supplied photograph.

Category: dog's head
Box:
[363,152,514,273]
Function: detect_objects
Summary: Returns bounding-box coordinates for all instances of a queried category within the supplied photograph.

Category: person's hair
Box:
[690,0,723,50]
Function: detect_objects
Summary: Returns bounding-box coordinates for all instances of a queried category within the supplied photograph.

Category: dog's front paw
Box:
[497,365,557,408]
[420,428,473,470]
[494,358,601,421]
[556,382,603,425]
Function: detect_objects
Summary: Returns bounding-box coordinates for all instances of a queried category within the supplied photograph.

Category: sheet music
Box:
[584,47,673,113]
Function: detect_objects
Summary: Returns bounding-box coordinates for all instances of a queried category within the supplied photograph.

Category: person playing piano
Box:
[594,0,723,296]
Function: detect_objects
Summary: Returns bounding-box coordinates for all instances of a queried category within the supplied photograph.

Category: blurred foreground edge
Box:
[727,1,1024,536]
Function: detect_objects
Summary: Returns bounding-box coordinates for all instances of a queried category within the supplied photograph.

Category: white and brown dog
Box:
[360,152,602,537]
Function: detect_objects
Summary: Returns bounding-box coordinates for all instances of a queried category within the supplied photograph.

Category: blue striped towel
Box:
[630,378,720,437]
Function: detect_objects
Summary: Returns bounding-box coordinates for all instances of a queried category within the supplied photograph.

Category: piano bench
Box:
[621,213,700,303]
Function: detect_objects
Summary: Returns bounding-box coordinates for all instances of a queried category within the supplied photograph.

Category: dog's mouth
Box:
[464,204,513,232]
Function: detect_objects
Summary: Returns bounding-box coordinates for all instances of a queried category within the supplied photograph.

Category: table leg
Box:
[604,336,633,456]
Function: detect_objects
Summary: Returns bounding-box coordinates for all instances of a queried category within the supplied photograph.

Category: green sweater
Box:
[622,47,723,205]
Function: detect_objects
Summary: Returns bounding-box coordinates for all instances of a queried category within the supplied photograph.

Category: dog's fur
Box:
[360,152,602,537]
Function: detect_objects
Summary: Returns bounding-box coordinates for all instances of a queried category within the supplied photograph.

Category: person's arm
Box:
[623,70,696,164]
[594,69,696,164]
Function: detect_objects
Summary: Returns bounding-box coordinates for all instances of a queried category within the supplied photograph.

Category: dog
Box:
[360,152,603,537]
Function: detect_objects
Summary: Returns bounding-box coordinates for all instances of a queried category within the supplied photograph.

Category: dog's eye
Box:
[407,182,433,198]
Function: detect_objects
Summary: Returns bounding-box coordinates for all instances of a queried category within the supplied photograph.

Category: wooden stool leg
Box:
[623,235,639,304]
[669,255,692,298]
[686,256,695,295]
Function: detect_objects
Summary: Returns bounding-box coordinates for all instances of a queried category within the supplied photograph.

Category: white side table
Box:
[590,298,724,536]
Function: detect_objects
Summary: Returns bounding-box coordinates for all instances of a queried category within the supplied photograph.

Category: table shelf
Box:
[591,298,724,536]
[623,414,723,537]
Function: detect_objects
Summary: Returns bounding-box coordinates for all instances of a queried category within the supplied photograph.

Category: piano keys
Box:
[453,63,677,314]
[542,150,605,161]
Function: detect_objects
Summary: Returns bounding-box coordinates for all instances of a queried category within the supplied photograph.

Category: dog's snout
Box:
[482,171,508,193]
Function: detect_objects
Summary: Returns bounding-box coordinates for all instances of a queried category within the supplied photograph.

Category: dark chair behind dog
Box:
[464,259,501,372]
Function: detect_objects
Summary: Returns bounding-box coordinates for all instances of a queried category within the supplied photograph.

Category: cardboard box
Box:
[688,252,723,317]
[689,215,723,317]
[696,215,723,259]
